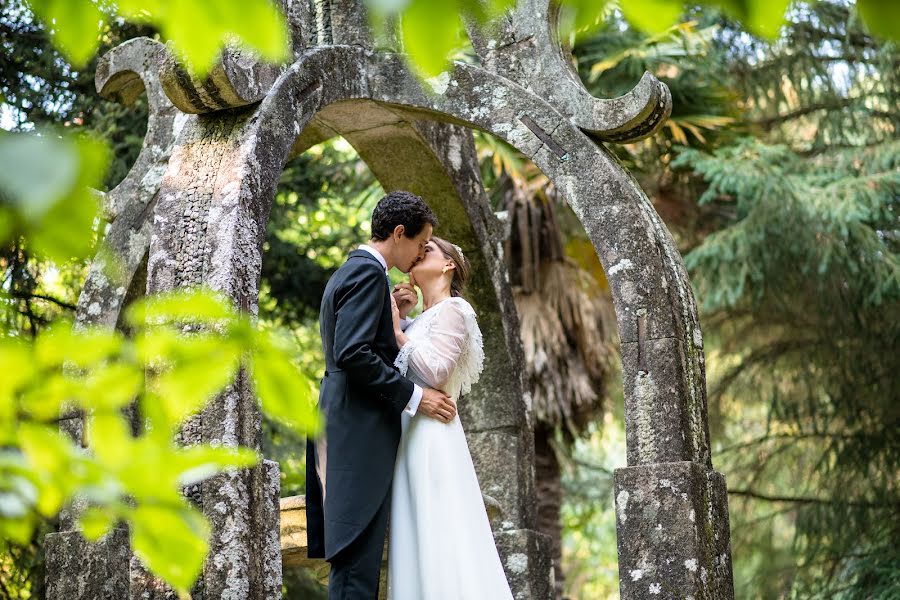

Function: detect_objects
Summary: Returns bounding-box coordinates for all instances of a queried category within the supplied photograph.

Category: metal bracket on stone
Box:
[465,0,672,143]
[159,44,285,114]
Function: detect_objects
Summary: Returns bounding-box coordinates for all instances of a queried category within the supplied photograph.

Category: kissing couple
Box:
[306,191,514,599]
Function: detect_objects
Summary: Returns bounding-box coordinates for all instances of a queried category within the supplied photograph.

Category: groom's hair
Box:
[371,191,438,241]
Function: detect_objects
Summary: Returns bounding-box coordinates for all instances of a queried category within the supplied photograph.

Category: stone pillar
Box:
[139,102,284,599]
[45,37,179,600]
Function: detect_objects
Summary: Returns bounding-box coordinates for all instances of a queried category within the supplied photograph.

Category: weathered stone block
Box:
[467,429,530,529]
[614,461,734,600]
[494,528,554,600]
[620,337,711,467]
[45,527,131,600]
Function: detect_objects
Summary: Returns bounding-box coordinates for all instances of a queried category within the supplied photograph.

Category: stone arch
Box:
[211,43,711,468]
[46,3,735,598]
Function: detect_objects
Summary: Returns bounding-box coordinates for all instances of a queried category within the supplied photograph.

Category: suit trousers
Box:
[327,489,391,599]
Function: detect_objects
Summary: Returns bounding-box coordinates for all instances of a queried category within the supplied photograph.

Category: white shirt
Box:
[359,244,423,416]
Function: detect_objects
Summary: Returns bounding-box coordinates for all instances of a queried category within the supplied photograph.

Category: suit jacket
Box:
[305,249,415,560]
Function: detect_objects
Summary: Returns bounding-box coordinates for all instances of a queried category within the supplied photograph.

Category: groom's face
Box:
[395,223,433,273]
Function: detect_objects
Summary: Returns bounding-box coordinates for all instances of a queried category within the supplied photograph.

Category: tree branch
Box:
[727,488,895,509]
[10,290,77,311]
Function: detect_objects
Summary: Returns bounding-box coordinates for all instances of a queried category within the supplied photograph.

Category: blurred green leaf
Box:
[33,322,123,368]
[0,510,36,546]
[126,288,236,327]
[0,133,78,220]
[560,0,611,38]
[18,424,80,516]
[0,339,33,438]
[25,0,290,76]
[619,0,684,34]
[26,0,104,67]
[18,372,76,421]
[78,505,117,541]
[174,446,259,486]
[131,502,209,594]
[86,414,133,471]
[0,131,108,261]
[400,0,461,77]
[84,363,144,412]
[856,0,900,40]
[251,333,322,437]
[150,337,241,429]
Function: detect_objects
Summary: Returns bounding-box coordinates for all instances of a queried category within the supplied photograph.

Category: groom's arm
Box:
[333,264,416,414]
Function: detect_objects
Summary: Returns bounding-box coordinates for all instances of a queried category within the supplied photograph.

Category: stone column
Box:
[139,103,284,599]
[45,37,178,600]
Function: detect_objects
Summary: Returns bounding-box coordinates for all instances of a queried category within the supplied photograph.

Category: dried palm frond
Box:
[503,181,616,441]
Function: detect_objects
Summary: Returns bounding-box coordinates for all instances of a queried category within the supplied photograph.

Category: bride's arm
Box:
[394,301,469,391]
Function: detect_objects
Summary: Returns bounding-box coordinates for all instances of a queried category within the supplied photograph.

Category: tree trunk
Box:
[534,424,564,599]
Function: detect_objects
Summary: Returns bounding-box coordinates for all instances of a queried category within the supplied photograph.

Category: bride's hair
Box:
[431,237,471,298]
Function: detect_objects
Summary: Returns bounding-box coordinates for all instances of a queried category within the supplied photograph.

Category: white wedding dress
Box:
[387,297,514,600]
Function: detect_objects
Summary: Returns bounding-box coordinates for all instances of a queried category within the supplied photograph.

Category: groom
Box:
[306,190,458,598]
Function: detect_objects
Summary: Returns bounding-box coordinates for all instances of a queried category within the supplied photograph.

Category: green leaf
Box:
[131,502,210,594]
[0,131,108,261]
[400,0,462,77]
[559,0,611,37]
[86,414,133,471]
[857,0,900,40]
[251,333,322,436]
[0,132,78,220]
[34,322,123,369]
[143,0,290,76]
[18,424,79,516]
[26,0,104,67]
[149,336,241,429]
[619,0,683,34]
[0,513,36,546]
[84,363,144,412]
[173,446,259,486]
[709,0,789,39]
[0,339,33,435]
[18,372,77,421]
[78,505,117,541]
[126,288,236,328]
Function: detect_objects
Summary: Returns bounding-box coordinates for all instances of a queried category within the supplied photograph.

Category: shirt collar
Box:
[358,244,389,273]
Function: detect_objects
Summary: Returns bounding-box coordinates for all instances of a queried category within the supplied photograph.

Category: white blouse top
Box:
[394,297,484,399]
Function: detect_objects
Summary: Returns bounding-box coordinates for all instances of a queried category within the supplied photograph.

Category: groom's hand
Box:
[392,283,417,319]
[418,388,456,423]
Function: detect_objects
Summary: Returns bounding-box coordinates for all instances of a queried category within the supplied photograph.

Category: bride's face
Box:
[409,241,451,286]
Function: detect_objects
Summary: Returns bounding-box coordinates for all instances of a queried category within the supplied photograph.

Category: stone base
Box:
[45,527,131,600]
[494,528,554,600]
[614,461,734,600]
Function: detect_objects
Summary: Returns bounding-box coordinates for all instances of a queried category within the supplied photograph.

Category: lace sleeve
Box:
[395,298,484,394]
[394,337,417,377]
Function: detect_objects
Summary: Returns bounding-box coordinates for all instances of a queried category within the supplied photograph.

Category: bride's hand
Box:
[392,282,418,319]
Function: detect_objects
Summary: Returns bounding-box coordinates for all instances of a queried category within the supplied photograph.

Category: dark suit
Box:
[306,249,415,598]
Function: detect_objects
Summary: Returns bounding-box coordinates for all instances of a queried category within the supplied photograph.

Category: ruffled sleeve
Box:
[393,298,484,395]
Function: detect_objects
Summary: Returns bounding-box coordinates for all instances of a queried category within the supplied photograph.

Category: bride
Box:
[387,237,514,600]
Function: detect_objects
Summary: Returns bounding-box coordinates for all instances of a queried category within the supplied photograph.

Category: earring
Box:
[441,265,450,274]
